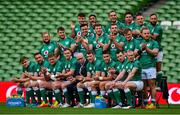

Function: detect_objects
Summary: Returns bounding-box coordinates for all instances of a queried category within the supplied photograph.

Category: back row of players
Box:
[12,11,163,109]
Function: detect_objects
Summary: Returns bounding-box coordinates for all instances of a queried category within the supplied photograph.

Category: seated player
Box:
[113,51,143,109]
[37,53,63,108]
[75,51,102,108]
[11,56,37,107]
[84,51,116,108]
[55,48,77,108]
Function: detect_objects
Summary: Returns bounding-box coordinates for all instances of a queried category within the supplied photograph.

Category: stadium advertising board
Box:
[0,82,179,104]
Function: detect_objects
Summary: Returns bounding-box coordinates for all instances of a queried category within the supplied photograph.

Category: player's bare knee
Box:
[52,83,59,89]
[24,81,30,88]
[105,82,111,90]
[77,82,82,88]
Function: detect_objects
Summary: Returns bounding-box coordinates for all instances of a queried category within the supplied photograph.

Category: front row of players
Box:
[12,28,158,109]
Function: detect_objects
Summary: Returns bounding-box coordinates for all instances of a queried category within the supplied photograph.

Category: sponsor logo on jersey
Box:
[77,32,81,36]
[44,50,48,55]
[111,44,115,48]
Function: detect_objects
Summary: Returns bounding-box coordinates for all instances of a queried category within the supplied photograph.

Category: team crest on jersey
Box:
[147,43,150,47]
[125,66,128,69]
[130,44,133,49]
[122,65,124,68]
[89,67,92,70]
[124,46,127,49]
[53,68,56,72]
[130,65,133,69]
[111,44,115,48]
[90,33,94,38]
[65,41,69,45]
[44,50,48,55]
[68,64,70,68]
[104,67,107,71]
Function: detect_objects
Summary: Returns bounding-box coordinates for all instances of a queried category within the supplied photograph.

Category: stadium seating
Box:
[0,0,149,81]
[154,0,180,82]
[156,0,180,22]
[161,26,180,82]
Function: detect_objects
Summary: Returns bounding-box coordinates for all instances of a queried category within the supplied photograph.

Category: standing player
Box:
[75,23,91,56]
[71,13,86,38]
[39,32,58,60]
[89,14,97,35]
[122,11,136,30]
[147,13,163,88]
[139,27,159,109]
[105,11,124,35]
[88,14,106,36]
[122,28,140,56]
[89,23,110,60]
[132,13,148,39]
[106,24,126,61]
[57,27,76,59]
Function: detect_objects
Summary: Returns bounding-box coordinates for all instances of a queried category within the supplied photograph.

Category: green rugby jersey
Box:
[90,33,110,60]
[39,41,57,60]
[147,22,163,51]
[139,39,159,69]
[86,59,102,76]
[124,59,142,81]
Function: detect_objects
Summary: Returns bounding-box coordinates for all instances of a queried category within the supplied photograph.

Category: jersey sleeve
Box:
[70,37,76,44]
[70,58,77,70]
[95,60,102,72]
[133,60,141,69]
[153,40,159,50]
[154,25,162,35]
[56,62,63,73]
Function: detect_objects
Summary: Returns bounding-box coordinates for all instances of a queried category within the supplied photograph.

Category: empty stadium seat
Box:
[160,21,172,30]
[173,21,180,29]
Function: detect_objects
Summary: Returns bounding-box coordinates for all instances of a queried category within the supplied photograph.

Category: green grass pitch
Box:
[0,103,180,114]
